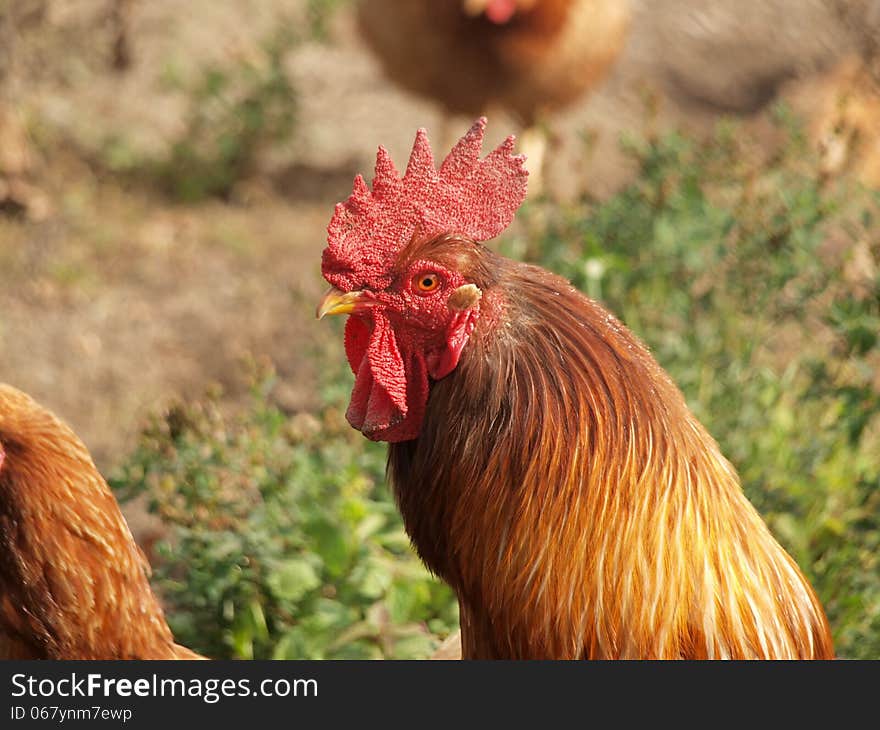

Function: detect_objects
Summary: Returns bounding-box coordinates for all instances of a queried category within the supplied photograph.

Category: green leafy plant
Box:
[112,372,458,660]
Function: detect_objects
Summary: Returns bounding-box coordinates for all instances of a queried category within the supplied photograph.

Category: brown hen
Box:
[357,0,631,190]
[358,0,629,125]
[0,384,202,659]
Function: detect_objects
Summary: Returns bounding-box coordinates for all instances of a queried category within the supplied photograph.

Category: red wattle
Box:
[344,313,414,440]
[342,307,477,442]
[347,353,404,437]
[344,316,371,375]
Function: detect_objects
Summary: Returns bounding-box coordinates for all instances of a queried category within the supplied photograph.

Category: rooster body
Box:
[0,385,201,659]
[390,246,832,658]
[318,120,835,659]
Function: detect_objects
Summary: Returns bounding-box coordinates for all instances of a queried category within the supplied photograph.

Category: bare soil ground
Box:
[0,0,875,539]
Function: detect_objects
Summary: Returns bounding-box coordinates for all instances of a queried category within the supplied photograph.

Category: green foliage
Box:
[112,374,458,660]
[507,121,880,658]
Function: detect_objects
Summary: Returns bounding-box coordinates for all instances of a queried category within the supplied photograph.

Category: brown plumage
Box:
[0,384,202,659]
[357,0,630,126]
[391,239,835,659]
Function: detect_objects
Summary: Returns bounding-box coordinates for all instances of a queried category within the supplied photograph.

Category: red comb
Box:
[322,117,528,291]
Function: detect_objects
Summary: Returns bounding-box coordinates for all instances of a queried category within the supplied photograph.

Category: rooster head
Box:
[318,118,528,442]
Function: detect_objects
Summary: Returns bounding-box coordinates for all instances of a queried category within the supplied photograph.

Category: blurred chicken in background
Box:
[356,0,631,193]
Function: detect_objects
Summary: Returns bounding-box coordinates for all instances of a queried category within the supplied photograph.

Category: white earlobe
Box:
[448,284,482,311]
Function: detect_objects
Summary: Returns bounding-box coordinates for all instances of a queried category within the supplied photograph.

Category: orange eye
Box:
[414,273,441,294]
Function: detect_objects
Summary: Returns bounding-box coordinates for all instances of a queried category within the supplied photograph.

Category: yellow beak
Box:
[316,287,367,319]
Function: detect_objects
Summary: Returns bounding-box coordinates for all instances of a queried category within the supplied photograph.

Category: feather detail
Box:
[0,385,204,659]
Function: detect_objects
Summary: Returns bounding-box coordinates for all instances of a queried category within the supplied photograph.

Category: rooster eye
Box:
[414,273,441,294]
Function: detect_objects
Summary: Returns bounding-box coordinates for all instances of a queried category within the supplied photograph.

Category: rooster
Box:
[317,118,835,659]
[0,384,202,659]
[356,0,631,191]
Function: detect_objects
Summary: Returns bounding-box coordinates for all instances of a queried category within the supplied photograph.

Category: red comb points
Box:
[322,118,529,291]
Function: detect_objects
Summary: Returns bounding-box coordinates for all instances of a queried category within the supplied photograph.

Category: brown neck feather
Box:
[389,251,833,659]
[0,385,195,659]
